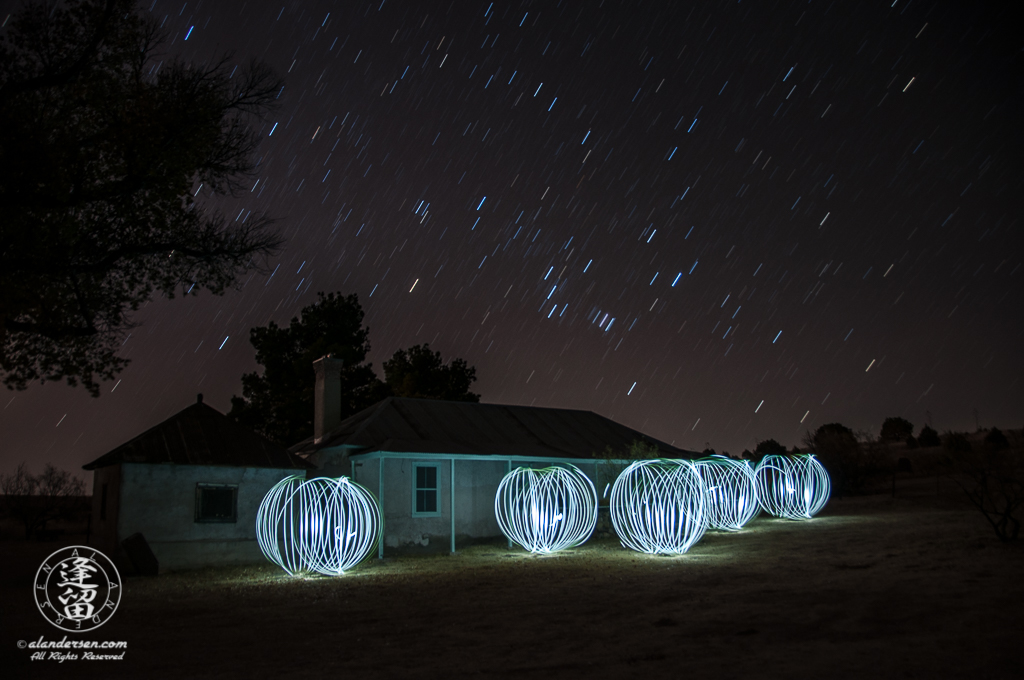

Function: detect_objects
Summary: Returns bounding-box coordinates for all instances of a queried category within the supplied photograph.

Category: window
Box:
[413,465,440,516]
[195,484,238,523]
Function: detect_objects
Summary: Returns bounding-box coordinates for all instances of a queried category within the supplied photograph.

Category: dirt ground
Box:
[2,476,1021,679]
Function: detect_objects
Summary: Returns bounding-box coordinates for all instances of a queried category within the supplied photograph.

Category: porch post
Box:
[507,459,513,548]
[378,456,384,559]
[450,458,456,554]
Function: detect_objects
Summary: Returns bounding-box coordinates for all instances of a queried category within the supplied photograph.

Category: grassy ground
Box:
[2,476,1020,679]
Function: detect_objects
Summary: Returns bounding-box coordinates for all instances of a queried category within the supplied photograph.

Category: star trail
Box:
[1,0,1021,480]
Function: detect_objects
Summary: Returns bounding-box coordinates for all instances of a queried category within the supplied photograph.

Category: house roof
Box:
[291,397,695,460]
[83,395,313,471]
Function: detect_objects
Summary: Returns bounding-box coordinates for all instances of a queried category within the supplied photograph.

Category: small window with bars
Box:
[413,465,439,516]
[195,484,238,523]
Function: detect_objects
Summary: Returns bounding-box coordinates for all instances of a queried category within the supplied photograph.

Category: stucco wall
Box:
[89,464,122,555]
[117,463,298,571]
[350,456,601,553]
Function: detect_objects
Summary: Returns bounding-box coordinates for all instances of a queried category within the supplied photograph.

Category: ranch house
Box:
[83,394,313,572]
[290,356,693,556]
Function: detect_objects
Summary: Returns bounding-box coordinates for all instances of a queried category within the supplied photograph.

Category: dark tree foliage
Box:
[382,343,479,402]
[918,425,941,448]
[880,417,914,443]
[753,438,787,458]
[0,0,283,395]
[805,422,865,495]
[984,427,1010,451]
[0,462,85,539]
[813,422,855,443]
[229,293,382,446]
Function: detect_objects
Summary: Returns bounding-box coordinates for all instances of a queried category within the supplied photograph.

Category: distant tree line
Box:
[0,463,85,539]
[735,414,1021,542]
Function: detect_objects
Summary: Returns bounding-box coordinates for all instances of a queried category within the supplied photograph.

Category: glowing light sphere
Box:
[257,475,382,576]
[694,456,759,531]
[754,454,831,520]
[609,459,709,555]
[495,465,598,554]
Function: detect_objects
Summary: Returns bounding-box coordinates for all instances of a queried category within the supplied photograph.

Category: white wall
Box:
[118,463,298,571]
[350,455,595,553]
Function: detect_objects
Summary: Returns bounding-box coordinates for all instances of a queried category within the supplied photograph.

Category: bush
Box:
[945,434,1023,541]
[0,463,85,539]
[754,439,787,459]
[943,431,973,455]
[918,425,941,448]
[595,440,659,504]
[880,417,914,443]
[985,428,1010,451]
[805,423,866,496]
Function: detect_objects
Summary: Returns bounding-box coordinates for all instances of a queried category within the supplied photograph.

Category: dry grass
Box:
[2,477,1021,679]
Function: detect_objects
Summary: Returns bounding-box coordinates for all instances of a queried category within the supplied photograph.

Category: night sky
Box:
[2,0,1021,485]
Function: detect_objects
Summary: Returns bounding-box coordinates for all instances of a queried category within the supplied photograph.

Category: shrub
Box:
[0,463,85,539]
[943,431,973,455]
[945,435,1023,541]
[754,439,787,458]
[880,417,914,443]
[595,439,659,504]
[918,425,941,448]
[805,423,863,496]
[985,428,1010,451]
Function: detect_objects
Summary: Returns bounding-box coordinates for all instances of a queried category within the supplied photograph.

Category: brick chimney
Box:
[313,355,344,443]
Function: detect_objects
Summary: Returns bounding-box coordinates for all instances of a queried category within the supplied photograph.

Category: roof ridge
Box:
[83,400,310,470]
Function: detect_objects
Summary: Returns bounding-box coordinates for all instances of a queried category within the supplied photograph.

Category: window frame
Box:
[194,483,239,524]
[411,463,441,517]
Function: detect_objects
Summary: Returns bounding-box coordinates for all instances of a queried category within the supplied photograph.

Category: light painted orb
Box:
[610,459,709,555]
[495,465,598,554]
[754,454,830,520]
[257,475,382,576]
[694,456,759,531]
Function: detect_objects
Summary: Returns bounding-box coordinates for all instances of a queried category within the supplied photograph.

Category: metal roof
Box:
[291,397,695,460]
[83,396,313,471]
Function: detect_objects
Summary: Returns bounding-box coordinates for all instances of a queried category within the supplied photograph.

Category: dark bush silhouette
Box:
[918,425,941,448]
[945,431,1022,541]
[0,463,85,539]
[880,417,914,443]
[804,423,879,495]
[985,428,1010,451]
[905,435,919,449]
[754,439,787,459]
[943,431,973,455]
